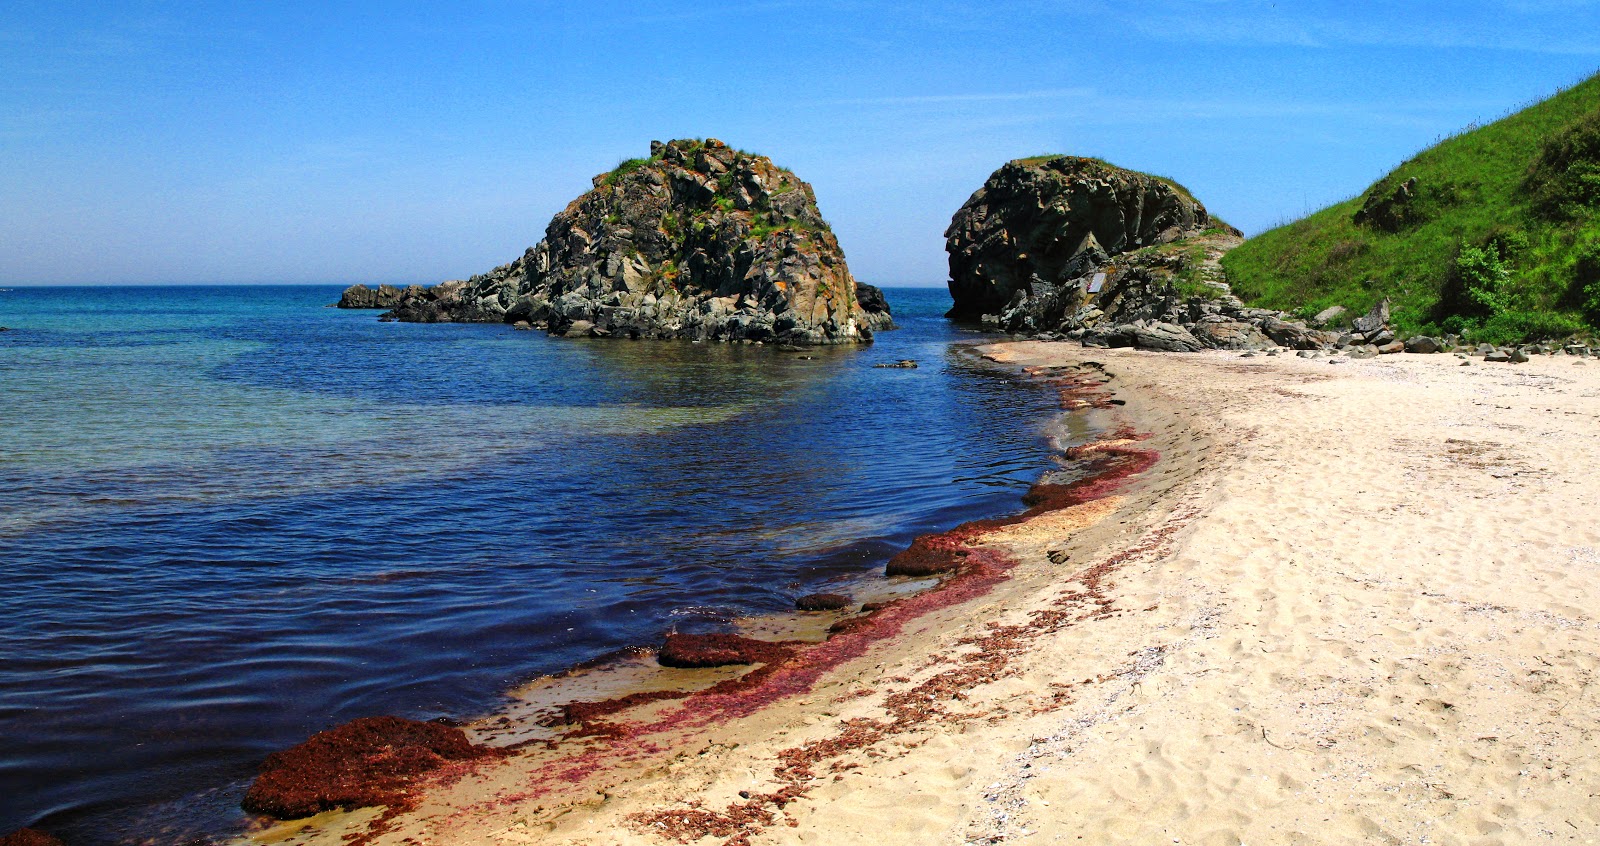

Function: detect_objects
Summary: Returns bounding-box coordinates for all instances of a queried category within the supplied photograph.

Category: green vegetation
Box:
[1012,154,1202,207]
[603,156,651,187]
[1221,72,1600,342]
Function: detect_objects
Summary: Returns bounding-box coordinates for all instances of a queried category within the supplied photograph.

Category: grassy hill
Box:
[1221,72,1600,344]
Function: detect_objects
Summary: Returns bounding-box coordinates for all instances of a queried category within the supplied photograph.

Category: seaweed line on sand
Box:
[325,362,1157,845]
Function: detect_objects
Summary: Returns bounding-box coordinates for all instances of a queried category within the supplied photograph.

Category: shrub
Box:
[1473,309,1584,345]
[1456,240,1515,315]
[1527,107,1600,218]
[1576,240,1600,324]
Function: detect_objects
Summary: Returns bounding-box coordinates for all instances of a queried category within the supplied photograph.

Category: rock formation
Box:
[335,284,404,309]
[379,139,892,345]
[945,155,1337,352]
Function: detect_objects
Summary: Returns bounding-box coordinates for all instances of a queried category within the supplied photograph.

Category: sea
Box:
[0,285,1069,843]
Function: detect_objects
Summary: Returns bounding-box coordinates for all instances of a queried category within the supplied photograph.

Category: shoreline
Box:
[240,341,1600,845]
[234,345,1175,846]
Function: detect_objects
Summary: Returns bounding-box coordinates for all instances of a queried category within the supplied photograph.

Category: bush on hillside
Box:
[1576,239,1600,324]
[1528,108,1600,218]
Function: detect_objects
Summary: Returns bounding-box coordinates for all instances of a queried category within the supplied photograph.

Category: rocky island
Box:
[945,155,1334,351]
[340,139,891,345]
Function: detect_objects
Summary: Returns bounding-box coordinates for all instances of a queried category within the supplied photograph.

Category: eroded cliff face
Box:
[380,139,891,345]
[944,156,1338,352]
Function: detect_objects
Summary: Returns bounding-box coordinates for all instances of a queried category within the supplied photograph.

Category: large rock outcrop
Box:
[335,284,403,309]
[377,139,892,345]
[945,155,1336,352]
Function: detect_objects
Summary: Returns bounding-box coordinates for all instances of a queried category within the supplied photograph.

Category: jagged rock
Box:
[335,284,404,309]
[1485,350,1512,362]
[946,156,1217,320]
[1352,298,1391,335]
[379,140,891,345]
[1508,347,1530,363]
[855,283,893,326]
[942,155,1346,354]
[1405,335,1443,354]
[1369,327,1397,346]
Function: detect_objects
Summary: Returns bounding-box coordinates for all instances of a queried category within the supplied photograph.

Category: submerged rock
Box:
[240,715,503,819]
[795,593,852,611]
[380,139,892,345]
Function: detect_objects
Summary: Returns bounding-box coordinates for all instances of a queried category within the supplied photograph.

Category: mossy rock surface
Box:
[382,139,891,345]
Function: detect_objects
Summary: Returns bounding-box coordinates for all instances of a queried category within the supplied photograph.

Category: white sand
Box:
[255,345,1600,846]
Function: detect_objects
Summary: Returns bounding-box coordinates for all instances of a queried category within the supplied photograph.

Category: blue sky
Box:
[3,2,1599,287]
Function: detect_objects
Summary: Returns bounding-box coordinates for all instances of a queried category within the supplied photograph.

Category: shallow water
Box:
[0,286,1065,842]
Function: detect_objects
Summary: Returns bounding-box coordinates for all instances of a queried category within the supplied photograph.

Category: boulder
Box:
[1192,320,1272,350]
[1485,350,1511,362]
[1377,340,1406,354]
[795,593,852,611]
[1105,322,1203,352]
[1508,347,1530,363]
[379,140,891,345]
[1405,335,1443,354]
[1352,298,1391,335]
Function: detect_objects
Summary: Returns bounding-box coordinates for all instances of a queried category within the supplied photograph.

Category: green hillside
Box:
[1221,72,1600,344]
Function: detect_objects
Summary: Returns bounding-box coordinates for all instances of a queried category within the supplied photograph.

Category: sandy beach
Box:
[253,342,1600,846]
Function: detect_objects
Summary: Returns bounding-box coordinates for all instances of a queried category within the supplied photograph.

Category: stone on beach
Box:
[795,593,852,611]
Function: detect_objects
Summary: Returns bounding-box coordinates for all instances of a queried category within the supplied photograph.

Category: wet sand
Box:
[245,342,1600,846]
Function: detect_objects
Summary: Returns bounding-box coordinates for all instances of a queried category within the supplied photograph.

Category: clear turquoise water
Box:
[0,286,1064,842]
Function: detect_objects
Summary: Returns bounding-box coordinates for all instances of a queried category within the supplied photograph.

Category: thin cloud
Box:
[824,88,1095,106]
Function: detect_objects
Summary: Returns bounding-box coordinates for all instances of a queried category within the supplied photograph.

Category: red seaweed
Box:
[657,633,798,669]
[240,715,506,819]
[0,829,66,846]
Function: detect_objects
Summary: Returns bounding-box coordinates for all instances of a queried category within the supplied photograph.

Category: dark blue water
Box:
[0,286,1062,843]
